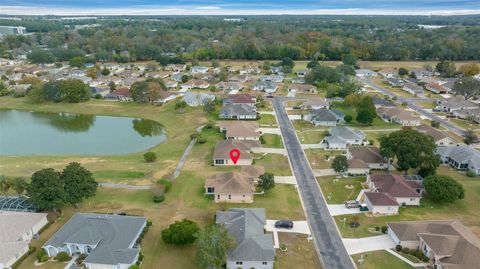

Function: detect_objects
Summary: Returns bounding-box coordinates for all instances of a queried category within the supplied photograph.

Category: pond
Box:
[0,110,167,155]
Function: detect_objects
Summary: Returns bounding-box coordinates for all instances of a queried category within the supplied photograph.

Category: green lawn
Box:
[304,149,343,169]
[297,130,326,144]
[333,166,480,238]
[261,134,284,148]
[450,118,479,130]
[352,251,414,269]
[254,154,292,176]
[292,120,315,131]
[331,101,399,129]
[318,176,365,204]
[258,114,277,126]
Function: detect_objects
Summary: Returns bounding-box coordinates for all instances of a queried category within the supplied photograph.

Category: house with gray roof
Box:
[322,126,366,149]
[304,108,344,127]
[182,92,215,107]
[355,69,377,78]
[220,104,257,120]
[259,75,283,83]
[42,213,147,269]
[216,208,275,269]
[436,145,480,175]
[251,81,278,93]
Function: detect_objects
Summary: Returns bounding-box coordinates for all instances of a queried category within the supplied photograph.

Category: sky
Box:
[0,0,479,16]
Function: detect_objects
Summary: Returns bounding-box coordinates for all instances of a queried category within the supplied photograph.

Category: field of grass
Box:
[254,153,292,176]
[318,176,365,204]
[450,118,480,130]
[297,130,326,144]
[331,102,399,129]
[261,134,284,148]
[258,114,277,126]
[333,166,480,238]
[352,251,414,269]
[304,149,343,169]
[292,120,315,131]
[275,233,322,269]
[358,60,474,71]
[416,101,436,109]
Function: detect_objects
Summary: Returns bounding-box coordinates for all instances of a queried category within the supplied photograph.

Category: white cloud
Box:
[194,6,222,10]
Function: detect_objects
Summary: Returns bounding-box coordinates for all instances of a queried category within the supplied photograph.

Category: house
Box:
[322,127,366,149]
[219,121,261,140]
[402,82,424,96]
[226,94,257,106]
[290,77,305,84]
[228,74,249,83]
[269,66,283,75]
[387,220,480,269]
[436,145,480,175]
[346,146,391,175]
[191,66,209,74]
[213,140,259,166]
[416,125,456,147]
[0,211,48,269]
[363,192,400,215]
[259,75,283,83]
[220,104,257,120]
[425,82,448,94]
[378,68,397,78]
[386,78,404,87]
[43,213,146,269]
[205,172,255,203]
[239,67,261,75]
[171,72,185,82]
[251,81,278,93]
[452,108,480,123]
[296,69,309,77]
[216,208,275,269]
[164,80,178,89]
[217,81,243,93]
[154,90,177,104]
[302,98,330,110]
[435,97,478,112]
[181,79,209,90]
[355,69,377,78]
[366,174,423,206]
[104,88,132,101]
[372,96,396,108]
[411,68,433,78]
[182,92,215,107]
[377,107,421,126]
[165,64,186,72]
[287,84,317,94]
[304,108,344,127]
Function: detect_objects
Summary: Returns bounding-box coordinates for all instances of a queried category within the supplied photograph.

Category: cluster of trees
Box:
[130,78,166,103]
[27,162,98,210]
[3,16,479,63]
[29,79,90,103]
[342,95,378,125]
[305,60,360,98]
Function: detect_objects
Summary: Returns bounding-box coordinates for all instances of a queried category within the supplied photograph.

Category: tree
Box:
[144,151,157,162]
[162,219,200,245]
[61,162,97,205]
[459,63,480,77]
[436,61,456,77]
[342,54,358,67]
[398,68,409,77]
[57,79,90,103]
[203,100,216,113]
[464,129,479,145]
[356,96,376,125]
[331,155,348,175]
[69,56,86,68]
[280,57,294,68]
[175,100,187,113]
[424,175,465,203]
[453,77,480,100]
[336,64,355,76]
[258,172,275,191]
[379,129,440,174]
[27,168,65,211]
[108,81,116,92]
[11,177,27,197]
[0,176,11,197]
[130,80,165,103]
[27,49,55,64]
[181,75,189,83]
[101,67,110,76]
[307,60,319,69]
[196,225,236,269]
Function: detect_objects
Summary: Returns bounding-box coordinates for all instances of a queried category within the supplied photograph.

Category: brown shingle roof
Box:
[347,158,369,169]
[370,174,421,198]
[241,166,265,178]
[416,125,448,142]
[365,192,398,206]
[213,139,259,160]
[377,107,419,121]
[204,172,254,194]
[219,121,260,138]
[348,146,387,164]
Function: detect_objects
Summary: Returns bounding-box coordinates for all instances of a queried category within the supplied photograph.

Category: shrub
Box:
[161,219,200,245]
[158,179,173,193]
[205,122,214,129]
[40,255,49,263]
[143,151,157,163]
[36,249,47,262]
[128,265,140,269]
[55,252,71,262]
[395,245,402,251]
[190,133,199,140]
[466,171,477,178]
[197,136,207,144]
[153,194,165,203]
[94,93,102,99]
[344,115,353,123]
[424,175,465,203]
[375,226,380,231]
[381,226,388,234]
[260,135,266,144]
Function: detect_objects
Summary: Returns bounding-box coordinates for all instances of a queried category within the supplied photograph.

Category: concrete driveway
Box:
[327,204,364,216]
[274,176,297,185]
[265,220,311,249]
[342,235,396,255]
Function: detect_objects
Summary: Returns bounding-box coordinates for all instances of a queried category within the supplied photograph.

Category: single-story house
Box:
[269,66,283,75]
[290,77,305,84]
[287,84,317,94]
[452,108,480,123]
[372,96,395,108]
[171,72,185,82]
[365,174,423,208]
[217,81,243,93]
[259,75,283,83]
[181,79,209,90]
[386,78,404,87]
[219,121,261,140]
[436,145,480,175]
[191,66,209,74]
[165,64,186,72]
[377,107,421,126]
[346,146,391,175]
[224,94,257,107]
[411,68,433,78]
[0,211,48,269]
[220,104,257,120]
[302,98,330,110]
[402,82,424,96]
[435,97,478,112]
[363,192,400,215]
[355,69,377,78]
[296,69,309,77]
[228,74,249,83]
[378,68,397,78]
[387,220,480,269]
[154,90,177,104]
[164,80,178,89]
[425,82,448,94]
[416,125,456,147]
[182,92,215,107]
[205,172,255,203]
[104,88,132,101]
[304,108,345,127]
[251,81,278,93]
[322,126,366,150]
[43,213,147,269]
[216,208,275,269]
[213,140,259,166]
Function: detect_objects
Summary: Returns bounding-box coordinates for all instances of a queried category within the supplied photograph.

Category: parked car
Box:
[275,220,294,229]
[344,200,360,209]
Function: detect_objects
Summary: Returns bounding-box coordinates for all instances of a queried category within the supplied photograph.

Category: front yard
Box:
[304,149,343,169]
[258,113,277,126]
[352,251,414,269]
[261,134,284,148]
[318,176,365,204]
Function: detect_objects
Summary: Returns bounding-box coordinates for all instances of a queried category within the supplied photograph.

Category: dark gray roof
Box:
[220,104,257,118]
[43,213,146,266]
[309,108,344,122]
[216,208,275,262]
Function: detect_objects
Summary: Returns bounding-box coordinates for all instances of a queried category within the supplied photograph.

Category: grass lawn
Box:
[416,101,436,109]
[450,118,479,130]
[304,149,343,169]
[254,154,292,176]
[292,120,316,131]
[333,166,480,238]
[297,130,326,144]
[364,130,394,146]
[318,176,365,204]
[261,134,284,148]
[258,114,277,126]
[275,233,321,269]
[352,250,414,269]
[331,102,399,129]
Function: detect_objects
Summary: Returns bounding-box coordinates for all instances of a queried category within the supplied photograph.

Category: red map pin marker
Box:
[229,148,241,164]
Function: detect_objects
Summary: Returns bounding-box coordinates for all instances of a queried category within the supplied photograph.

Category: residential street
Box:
[358,78,466,136]
[272,98,355,269]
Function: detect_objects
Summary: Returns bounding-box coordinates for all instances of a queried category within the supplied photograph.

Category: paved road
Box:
[172,125,204,179]
[272,98,355,269]
[359,78,466,136]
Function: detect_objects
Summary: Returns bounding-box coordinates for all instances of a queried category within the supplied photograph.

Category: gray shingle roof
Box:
[43,213,146,266]
[216,208,275,262]
[329,126,365,141]
[309,108,344,122]
[437,146,480,165]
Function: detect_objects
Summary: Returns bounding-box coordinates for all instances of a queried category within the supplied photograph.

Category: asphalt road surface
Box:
[359,78,466,136]
[272,97,355,269]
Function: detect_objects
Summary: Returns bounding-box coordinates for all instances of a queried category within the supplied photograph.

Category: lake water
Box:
[0,110,167,155]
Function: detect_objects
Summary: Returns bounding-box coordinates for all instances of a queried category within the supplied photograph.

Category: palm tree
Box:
[175,100,187,113]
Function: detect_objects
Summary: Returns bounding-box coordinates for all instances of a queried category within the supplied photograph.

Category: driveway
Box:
[327,204,364,216]
[259,127,281,135]
[265,220,311,249]
[342,234,396,255]
[274,176,297,185]
[313,169,336,177]
[272,97,355,269]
